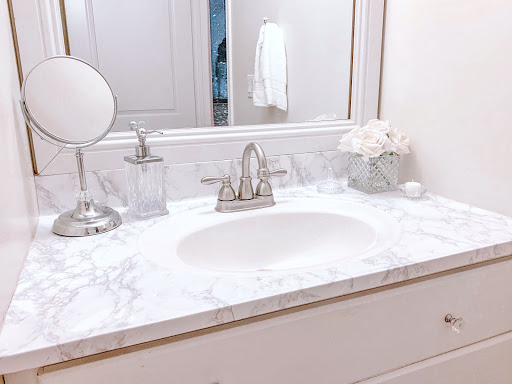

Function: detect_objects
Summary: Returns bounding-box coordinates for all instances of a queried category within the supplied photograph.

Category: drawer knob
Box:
[445,314,463,333]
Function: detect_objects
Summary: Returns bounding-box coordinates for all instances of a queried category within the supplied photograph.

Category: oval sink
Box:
[140,198,400,276]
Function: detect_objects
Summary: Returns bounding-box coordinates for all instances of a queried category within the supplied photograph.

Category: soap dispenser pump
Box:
[124,121,169,219]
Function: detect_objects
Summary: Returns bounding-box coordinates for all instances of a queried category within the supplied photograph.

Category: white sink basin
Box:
[140,198,400,276]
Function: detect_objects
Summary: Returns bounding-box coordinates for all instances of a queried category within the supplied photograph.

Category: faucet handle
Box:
[201,174,231,185]
[201,175,236,201]
[257,168,287,179]
[269,169,287,177]
[255,168,287,197]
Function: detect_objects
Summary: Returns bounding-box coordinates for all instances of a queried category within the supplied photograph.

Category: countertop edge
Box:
[2,242,511,375]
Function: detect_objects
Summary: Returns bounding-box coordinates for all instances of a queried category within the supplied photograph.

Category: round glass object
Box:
[22,56,116,147]
[317,168,344,194]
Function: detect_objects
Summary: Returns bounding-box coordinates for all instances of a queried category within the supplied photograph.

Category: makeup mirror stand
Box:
[20,56,122,237]
[49,148,122,237]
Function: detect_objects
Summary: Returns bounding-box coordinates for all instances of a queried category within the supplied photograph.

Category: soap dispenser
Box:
[124,121,169,219]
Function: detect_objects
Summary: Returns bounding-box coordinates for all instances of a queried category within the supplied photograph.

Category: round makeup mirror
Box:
[20,56,121,237]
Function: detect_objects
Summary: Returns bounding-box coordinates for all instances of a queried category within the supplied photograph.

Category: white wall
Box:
[0,1,38,330]
[379,0,512,217]
[230,0,353,125]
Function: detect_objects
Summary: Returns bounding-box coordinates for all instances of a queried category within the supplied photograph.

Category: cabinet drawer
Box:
[361,331,512,384]
[37,259,512,384]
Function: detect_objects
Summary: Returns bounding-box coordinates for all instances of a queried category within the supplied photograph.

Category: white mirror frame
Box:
[12,0,384,176]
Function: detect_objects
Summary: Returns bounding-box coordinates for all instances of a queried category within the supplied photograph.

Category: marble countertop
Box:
[2,185,512,374]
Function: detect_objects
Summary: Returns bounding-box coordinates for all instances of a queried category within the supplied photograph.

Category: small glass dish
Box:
[398,184,428,200]
[317,168,344,194]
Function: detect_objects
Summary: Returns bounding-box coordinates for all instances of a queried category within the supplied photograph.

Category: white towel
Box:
[253,23,287,111]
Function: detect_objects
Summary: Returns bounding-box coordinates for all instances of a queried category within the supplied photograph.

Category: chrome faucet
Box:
[201,142,287,212]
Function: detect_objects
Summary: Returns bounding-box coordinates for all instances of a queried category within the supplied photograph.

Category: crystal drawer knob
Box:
[445,314,463,333]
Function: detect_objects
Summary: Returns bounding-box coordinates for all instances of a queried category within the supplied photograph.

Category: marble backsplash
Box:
[36,150,348,215]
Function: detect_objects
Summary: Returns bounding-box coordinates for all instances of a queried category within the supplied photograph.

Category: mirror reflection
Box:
[62,0,354,131]
[22,56,116,144]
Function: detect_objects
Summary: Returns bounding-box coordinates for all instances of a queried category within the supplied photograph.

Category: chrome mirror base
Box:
[52,199,122,237]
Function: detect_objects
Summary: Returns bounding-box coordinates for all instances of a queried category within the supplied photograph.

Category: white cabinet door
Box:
[64,0,202,131]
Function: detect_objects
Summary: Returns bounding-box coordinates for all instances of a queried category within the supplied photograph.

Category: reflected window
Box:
[209,0,228,126]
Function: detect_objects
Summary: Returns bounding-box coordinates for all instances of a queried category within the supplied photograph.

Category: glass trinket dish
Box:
[398,183,428,200]
[317,168,344,194]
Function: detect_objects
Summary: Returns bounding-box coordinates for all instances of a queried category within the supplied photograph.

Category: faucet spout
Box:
[241,142,268,178]
[239,142,269,200]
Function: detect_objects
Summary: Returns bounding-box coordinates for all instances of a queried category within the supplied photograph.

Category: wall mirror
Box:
[11,0,384,175]
[63,0,354,130]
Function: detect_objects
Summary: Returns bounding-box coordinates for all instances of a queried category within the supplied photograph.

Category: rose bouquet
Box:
[338,119,410,193]
[337,119,410,159]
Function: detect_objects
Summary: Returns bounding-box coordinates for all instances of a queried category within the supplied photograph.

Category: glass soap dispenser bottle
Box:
[124,121,169,219]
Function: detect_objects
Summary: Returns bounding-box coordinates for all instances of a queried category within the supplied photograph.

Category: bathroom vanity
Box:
[2,186,512,383]
[31,260,512,384]
[5,0,511,381]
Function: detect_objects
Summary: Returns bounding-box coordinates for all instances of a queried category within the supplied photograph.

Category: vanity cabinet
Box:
[7,259,512,384]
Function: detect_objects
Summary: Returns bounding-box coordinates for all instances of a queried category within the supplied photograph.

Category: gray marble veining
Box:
[1,184,512,374]
[35,150,348,215]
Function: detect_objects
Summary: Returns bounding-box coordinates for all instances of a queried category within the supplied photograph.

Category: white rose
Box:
[352,129,394,160]
[337,127,362,152]
[388,128,410,155]
[365,119,391,134]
